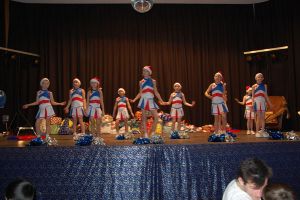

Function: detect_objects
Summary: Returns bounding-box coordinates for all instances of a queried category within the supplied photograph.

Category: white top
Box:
[222,180,252,200]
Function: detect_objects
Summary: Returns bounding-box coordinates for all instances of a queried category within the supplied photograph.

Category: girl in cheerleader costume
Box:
[113,88,134,135]
[130,66,164,138]
[64,78,86,135]
[252,73,273,137]
[23,78,66,138]
[162,82,195,131]
[86,77,105,137]
[205,72,229,134]
[235,86,255,135]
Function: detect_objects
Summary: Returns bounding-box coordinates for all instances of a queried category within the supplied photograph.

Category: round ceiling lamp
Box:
[131,0,154,13]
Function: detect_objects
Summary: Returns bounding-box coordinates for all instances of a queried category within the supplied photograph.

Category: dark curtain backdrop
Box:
[0,0,299,130]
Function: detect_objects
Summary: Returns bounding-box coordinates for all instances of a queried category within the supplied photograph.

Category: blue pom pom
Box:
[75,134,93,146]
[142,138,151,144]
[170,131,180,139]
[208,133,226,142]
[160,113,172,123]
[133,137,151,145]
[227,132,237,138]
[267,129,284,140]
[150,134,164,144]
[28,137,45,146]
[133,138,144,145]
[116,135,126,140]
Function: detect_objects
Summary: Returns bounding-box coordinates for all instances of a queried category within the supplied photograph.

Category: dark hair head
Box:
[264,183,296,200]
[5,179,36,200]
[237,158,272,188]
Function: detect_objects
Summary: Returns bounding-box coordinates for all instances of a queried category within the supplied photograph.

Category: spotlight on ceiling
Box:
[131,0,154,13]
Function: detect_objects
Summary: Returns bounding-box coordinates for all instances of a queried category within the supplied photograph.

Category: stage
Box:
[0,131,300,199]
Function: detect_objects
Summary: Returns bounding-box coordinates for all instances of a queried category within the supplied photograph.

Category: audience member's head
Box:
[263,183,296,200]
[237,158,273,199]
[5,179,36,200]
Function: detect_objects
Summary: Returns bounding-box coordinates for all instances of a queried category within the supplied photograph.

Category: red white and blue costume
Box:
[170,92,184,119]
[116,96,129,120]
[36,90,55,119]
[211,82,228,115]
[253,83,266,112]
[245,95,255,119]
[70,88,84,118]
[138,78,159,111]
[87,89,102,119]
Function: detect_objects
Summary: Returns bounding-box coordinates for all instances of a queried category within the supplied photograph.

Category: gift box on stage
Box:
[163,125,172,134]
[58,118,72,135]
[50,117,62,125]
[39,119,46,134]
[50,124,60,135]
[102,115,113,124]
[135,111,142,121]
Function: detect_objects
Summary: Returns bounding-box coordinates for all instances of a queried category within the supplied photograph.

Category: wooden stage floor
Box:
[0,130,299,147]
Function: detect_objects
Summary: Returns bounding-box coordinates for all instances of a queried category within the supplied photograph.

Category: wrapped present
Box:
[129,119,140,129]
[102,115,113,124]
[163,126,172,134]
[61,118,73,128]
[179,131,190,139]
[50,124,60,135]
[50,117,62,125]
[155,123,163,134]
[39,119,46,134]
[135,111,142,121]
[58,118,72,135]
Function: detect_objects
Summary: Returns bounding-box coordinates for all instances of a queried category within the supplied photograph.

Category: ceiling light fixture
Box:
[131,0,154,13]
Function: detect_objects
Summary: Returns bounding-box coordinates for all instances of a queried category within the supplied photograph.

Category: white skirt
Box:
[138,97,159,111]
[70,106,84,118]
[116,109,130,121]
[244,109,255,119]
[87,105,102,119]
[170,107,184,119]
[211,102,228,116]
[253,99,266,112]
[36,105,55,119]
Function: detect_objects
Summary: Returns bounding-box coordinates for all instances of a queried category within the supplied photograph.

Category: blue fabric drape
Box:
[0,142,299,199]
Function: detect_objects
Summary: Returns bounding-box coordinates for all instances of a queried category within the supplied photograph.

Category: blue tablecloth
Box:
[0,142,299,199]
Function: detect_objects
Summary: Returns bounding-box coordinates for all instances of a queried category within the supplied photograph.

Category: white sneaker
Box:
[255,132,261,137]
[251,130,256,135]
[260,130,269,138]
[246,130,251,135]
[255,130,269,138]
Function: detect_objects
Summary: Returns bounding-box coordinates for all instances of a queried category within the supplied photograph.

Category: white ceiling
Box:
[12,0,269,4]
